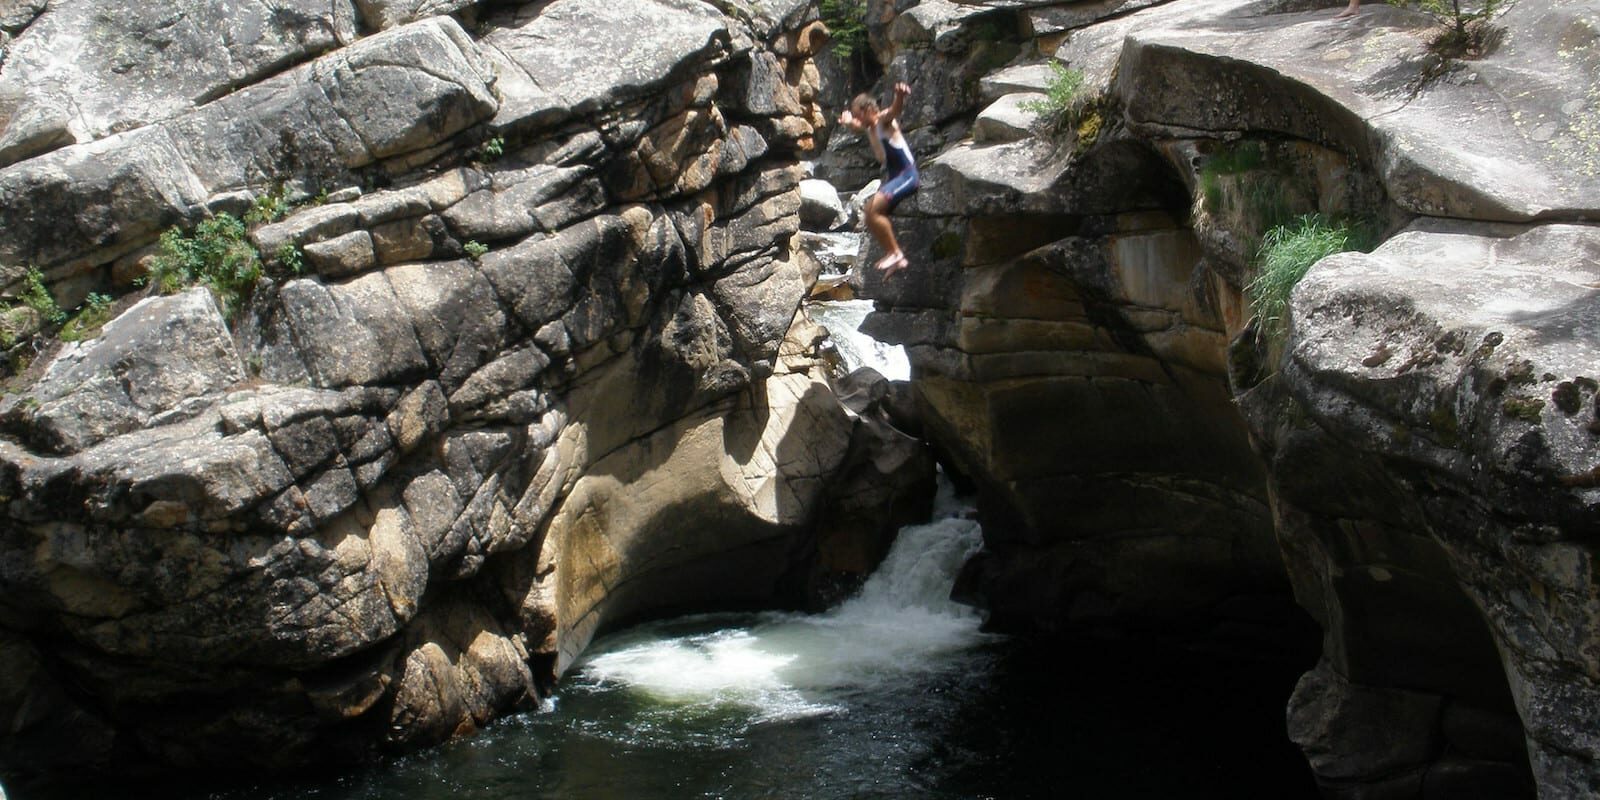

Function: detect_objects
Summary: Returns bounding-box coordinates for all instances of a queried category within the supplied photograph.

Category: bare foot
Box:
[1334,4,1359,18]
[881,254,910,278]
[874,251,903,271]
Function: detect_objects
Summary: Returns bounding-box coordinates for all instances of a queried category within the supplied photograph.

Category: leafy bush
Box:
[244,184,293,225]
[275,242,306,275]
[1247,214,1357,331]
[463,240,489,260]
[477,136,506,163]
[148,213,262,318]
[821,0,867,58]
[19,267,64,324]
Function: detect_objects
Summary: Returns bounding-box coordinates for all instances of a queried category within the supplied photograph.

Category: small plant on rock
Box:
[244,184,293,225]
[58,292,116,343]
[1388,0,1511,58]
[1021,61,1110,155]
[20,267,64,325]
[477,136,506,163]
[463,240,489,261]
[1020,61,1085,125]
[148,213,262,318]
[275,242,306,276]
[1247,214,1360,334]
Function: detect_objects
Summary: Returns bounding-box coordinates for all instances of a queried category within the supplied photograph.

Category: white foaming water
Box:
[806,299,911,381]
[575,477,985,728]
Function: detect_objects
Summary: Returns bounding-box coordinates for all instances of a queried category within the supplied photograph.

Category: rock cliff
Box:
[0,0,932,780]
[4,0,1599,795]
[849,0,1598,796]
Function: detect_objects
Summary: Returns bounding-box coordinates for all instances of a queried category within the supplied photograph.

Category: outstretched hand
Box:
[838,109,856,127]
[893,82,911,100]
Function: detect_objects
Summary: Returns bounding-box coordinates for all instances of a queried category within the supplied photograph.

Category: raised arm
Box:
[880,82,911,126]
[837,108,868,133]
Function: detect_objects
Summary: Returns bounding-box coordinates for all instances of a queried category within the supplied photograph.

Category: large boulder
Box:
[1117,2,1600,221]
[0,0,360,166]
[1253,221,1600,795]
[0,289,244,453]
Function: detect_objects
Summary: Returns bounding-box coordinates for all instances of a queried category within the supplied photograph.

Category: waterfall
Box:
[573,476,985,729]
[806,299,911,381]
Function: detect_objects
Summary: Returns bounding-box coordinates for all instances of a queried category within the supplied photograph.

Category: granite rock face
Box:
[0,0,929,781]
[1258,221,1600,797]
[849,0,1597,796]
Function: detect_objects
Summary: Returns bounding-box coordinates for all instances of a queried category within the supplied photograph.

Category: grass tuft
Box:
[1247,214,1357,332]
[1020,61,1085,125]
[1388,0,1512,58]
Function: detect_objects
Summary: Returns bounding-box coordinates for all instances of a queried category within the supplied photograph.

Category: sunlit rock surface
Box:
[0,0,931,780]
[850,0,1598,796]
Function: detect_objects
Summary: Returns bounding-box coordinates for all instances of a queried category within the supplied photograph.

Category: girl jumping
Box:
[837,82,919,278]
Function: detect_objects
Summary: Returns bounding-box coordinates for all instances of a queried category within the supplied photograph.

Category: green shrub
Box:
[1020,61,1085,124]
[463,240,489,260]
[148,213,262,318]
[20,267,64,325]
[477,136,506,163]
[275,242,306,275]
[1247,214,1356,331]
[821,0,867,58]
[244,184,293,225]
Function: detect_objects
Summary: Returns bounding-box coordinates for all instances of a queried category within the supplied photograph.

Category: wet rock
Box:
[0,0,879,780]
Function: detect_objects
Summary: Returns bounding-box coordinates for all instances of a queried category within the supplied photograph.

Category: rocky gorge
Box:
[0,0,1597,797]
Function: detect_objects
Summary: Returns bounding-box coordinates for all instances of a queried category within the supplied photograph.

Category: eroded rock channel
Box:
[1,0,1597,797]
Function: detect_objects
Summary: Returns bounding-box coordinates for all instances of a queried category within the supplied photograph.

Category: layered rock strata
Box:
[0,0,931,780]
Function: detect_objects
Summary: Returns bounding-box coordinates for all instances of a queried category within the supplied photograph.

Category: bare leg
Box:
[1334,0,1359,18]
[864,194,904,270]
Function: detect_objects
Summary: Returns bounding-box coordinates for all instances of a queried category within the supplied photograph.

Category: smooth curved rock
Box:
[798,177,846,229]
[1117,3,1600,221]
[858,1,1588,795]
[1268,220,1600,793]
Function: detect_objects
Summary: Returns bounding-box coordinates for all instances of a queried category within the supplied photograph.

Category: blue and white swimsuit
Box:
[876,122,919,211]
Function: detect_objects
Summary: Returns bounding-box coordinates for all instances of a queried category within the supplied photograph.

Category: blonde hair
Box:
[851,93,879,115]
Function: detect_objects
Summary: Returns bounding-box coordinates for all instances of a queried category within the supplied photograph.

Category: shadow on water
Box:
[7,509,1322,800]
[5,478,1318,800]
[10,622,1320,798]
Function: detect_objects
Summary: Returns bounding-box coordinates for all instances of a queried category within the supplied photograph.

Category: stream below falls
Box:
[51,476,1319,800]
[11,303,1320,800]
